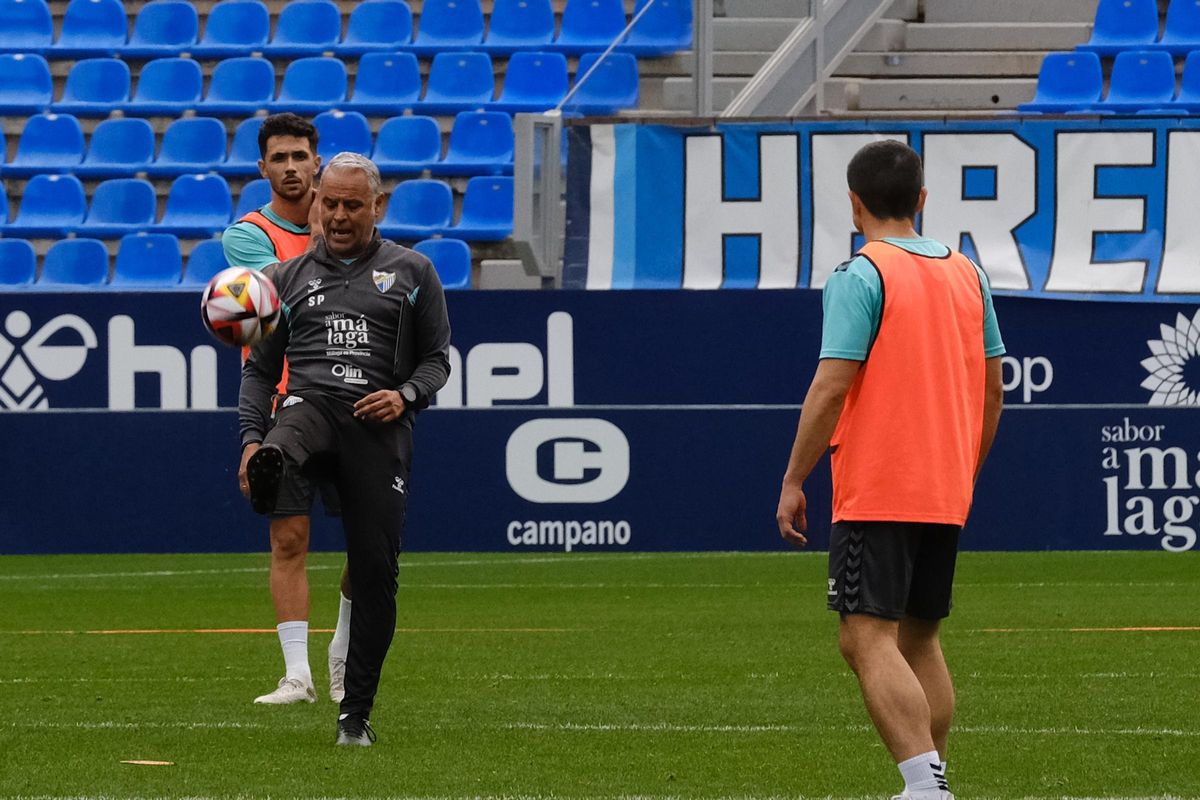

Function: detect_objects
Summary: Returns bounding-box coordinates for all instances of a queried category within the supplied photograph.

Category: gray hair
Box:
[324,152,382,195]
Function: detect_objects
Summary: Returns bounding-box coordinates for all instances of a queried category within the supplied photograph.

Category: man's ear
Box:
[848,190,864,233]
[374,192,386,221]
[914,186,928,215]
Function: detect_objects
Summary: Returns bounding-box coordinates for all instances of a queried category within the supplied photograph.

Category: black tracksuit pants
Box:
[263,393,412,719]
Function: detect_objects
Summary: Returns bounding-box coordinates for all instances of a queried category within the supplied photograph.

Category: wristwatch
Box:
[399,384,418,405]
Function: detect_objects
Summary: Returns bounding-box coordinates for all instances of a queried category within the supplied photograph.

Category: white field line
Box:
[0,552,780,582]
[7,796,1199,800]
[8,719,1197,739]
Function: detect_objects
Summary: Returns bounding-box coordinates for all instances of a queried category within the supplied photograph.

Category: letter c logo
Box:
[505,418,630,504]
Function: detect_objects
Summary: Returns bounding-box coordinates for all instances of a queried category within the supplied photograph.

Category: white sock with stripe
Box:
[898,750,948,796]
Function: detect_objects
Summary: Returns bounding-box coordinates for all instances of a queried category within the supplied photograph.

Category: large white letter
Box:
[1045,132,1153,293]
[809,133,908,288]
[107,316,187,410]
[684,134,800,289]
[922,133,1036,290]
[466,343,543,407]
[1158,131,1200,294]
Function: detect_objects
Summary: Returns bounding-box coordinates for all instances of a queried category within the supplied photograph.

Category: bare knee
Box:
[838,615,897,673]
[270,516,310,562]
[898,617,941,662]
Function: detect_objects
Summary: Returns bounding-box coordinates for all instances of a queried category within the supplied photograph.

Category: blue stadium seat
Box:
[0,180,9,224]
[1019,52,1104,114]
[53,57,131,116]
[430,111,513,176]
[0,239,37,286]
[1,113,84,177]
[1079,0,1158,55]
[420,52,496,114]
[337,0,413,56]
[314,110,374,161]
[75,118,155,178]
[148,117,228,177]
[347,52,421,114]
[113,233,183,286]
[155,174,233,237]
[483,0,554,54]
[412,0,485,54]
[373,115,442,175]
[39,238,109,286]
[1155,0,1200,55]
[1101,50,1177,111]
[554,0,627,53]
[126,58,203,116]
[191,1,270,58]
[200,57,274,115]
[5,174,87,237]
[263,0,341,57]
[1018,52,1103,113]
[124,1,199,58]
[563,52,639,114]
[80,178,157,238]
[413,238,471,289]
[378,179,453,240]
[443,175,513,240]
[620,0,691,55]
[495,51,568,112]
[1172,49,1200,110]
[184,239,230,285]
[234,178,272,219]
[0,0,53,53]
[270,57,348,113]
[0,54,52,114]
[50,0,127,58]
[221,118,266,178]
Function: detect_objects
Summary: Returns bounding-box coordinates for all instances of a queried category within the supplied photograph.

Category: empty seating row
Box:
[1,112,516,179]
[1020,50,1200,114]
[0,235,472,289]
[1082,0,1200,56]
[1,175,514,241]
[0,0,690,58]
[0,52,638,116]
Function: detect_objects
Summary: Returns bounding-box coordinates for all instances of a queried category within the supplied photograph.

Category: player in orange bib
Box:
[222,114,353,707]
[775,141,1004,800]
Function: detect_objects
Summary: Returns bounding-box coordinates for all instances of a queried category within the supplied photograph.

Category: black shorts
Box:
[826,521,961,620]
[262,394,410,522]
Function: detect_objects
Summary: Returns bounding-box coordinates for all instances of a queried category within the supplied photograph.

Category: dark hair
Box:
[846,140,923,221]
[257,113,318,158]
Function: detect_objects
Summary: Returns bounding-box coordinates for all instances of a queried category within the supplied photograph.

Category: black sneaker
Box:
[335,713,376,747]
[245,445,283,515]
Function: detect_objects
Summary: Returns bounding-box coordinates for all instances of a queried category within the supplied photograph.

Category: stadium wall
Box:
[1,290,1199,555]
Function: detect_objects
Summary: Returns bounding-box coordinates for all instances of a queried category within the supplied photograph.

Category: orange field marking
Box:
[980,626,1200,633]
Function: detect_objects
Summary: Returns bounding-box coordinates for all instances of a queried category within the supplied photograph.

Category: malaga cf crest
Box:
[372,271,396,294]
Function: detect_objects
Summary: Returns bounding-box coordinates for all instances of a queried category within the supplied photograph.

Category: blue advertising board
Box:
[565,118,1200,301]
[1,290,1199,554]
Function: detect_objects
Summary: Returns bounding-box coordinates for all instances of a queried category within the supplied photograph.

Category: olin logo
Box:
[0,311,97,409]
[505,419,629,504]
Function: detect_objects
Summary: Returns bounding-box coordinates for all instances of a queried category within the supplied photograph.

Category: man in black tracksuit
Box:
[237,152,451,746]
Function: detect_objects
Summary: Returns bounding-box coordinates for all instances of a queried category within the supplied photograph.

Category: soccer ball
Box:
[200,267,282,348]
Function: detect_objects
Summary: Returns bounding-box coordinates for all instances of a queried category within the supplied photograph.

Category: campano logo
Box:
[505,419,630,504]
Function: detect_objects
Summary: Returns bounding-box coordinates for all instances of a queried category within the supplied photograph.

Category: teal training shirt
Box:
[819,237,1006,361]
[220,205,310,271]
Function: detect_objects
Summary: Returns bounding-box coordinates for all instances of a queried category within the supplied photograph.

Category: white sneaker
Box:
[891,793,954,800]
[328,646,346,703]
[253,677,316,705]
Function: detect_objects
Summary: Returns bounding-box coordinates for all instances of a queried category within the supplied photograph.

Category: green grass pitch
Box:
[0,550,1197,799]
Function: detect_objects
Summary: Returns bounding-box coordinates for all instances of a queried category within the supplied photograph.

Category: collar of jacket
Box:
[312,230,384,268]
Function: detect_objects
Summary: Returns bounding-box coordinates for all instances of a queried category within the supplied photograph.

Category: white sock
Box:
[898,751,948,795]
[277,621,312,685]
[329,593,352,660]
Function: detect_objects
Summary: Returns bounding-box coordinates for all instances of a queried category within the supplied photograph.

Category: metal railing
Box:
[723,0,891,117]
